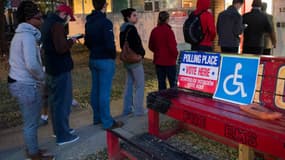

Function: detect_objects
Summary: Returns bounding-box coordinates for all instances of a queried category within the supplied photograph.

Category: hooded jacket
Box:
[9,23,45,84]
[243,8,272,47]
[194,0,216,47]
[119,23,145,57]
[149,23,178,66]
[217,5,243,47]
[85,10,116,59]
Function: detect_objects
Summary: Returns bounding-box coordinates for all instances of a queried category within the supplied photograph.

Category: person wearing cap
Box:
[41,3,79,145]
[84,0,124,129]
[242,0,276,54]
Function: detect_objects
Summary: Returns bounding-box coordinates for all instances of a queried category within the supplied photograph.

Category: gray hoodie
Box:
[9,23,45,85]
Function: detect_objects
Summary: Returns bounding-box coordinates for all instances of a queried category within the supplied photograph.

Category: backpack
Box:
[183,10,206,45]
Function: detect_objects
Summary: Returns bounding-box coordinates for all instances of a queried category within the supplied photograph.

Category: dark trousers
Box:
[46,72,73,143]
[155,65,177,91]
[243,46,263,55]
[221,47,239,53]
[263,48,272,55]
[191,45,213,52]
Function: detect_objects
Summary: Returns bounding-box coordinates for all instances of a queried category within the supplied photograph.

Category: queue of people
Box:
[7,0,278,159]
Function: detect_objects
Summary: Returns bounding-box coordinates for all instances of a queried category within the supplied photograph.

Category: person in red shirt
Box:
[149,11,179,91]
[192,0,216,51]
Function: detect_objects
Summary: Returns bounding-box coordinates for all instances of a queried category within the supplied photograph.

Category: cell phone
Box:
[68,33,84,40]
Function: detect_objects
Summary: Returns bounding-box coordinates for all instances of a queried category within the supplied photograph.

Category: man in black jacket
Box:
[217,0,244,53]
[41,4,79,145]
[242,0,276,55]
[84,0,124,129]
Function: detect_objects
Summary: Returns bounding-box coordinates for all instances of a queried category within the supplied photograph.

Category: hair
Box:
[232,0,244,5]
[158,11,169,25]
[92,0,106,11]
[252,0,262,7]
[121,8,136,22]
[261,2,267,12]
[16,1,40,23]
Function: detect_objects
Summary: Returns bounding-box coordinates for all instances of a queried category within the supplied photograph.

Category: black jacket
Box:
[243,8,272,47]
[85,10,116,59]
[217,5,243,47]
[41,14,73,76]
[119,24,145,57]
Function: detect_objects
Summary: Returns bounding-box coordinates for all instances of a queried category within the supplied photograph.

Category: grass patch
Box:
[0,43,158,129]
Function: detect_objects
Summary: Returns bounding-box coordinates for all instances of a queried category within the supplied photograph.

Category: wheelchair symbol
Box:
[223,63,247,97]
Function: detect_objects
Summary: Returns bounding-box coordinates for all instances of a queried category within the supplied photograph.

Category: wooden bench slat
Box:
[172,98,285,134]
[178,93,285,126]
[159,105,285,158]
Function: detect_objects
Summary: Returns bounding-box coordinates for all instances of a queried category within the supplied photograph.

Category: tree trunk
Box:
[0,0,7,57]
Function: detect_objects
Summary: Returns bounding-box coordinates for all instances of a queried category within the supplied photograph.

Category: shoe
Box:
[52,129,75,138]
[72,99,80,107]
[57,135,79,146]
[105,120,124,130]
[38,118,48,126]
[26,151,54,160]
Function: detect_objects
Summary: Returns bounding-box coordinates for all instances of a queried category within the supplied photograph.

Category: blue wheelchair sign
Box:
[213,56,260,105]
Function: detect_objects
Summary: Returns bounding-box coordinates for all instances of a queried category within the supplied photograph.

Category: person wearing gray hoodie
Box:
[217,0,244,53]
[8,1,54,159]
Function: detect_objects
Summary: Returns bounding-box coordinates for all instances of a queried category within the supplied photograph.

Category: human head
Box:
[261,2,267,12]
[232,0,244,10]
[121,8,137,24]
[252,0,262,7]
[158,11,169,25]
[16,1,42,28]
[56,4,75,22]
[92,0,108,12]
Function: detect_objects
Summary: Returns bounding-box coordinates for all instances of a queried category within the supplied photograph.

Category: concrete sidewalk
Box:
[0,100,150,160]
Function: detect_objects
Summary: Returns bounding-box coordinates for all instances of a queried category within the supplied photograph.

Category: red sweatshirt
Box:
[149,23,178,66]
[194,0,216,47]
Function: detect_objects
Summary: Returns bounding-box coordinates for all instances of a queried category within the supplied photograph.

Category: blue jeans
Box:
[46,72,73,143]
[9,82,42,155]
[155,65,177,91]
[89,59,115,129]
[123,63,145,116]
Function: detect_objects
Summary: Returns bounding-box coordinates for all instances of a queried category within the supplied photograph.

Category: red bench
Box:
[106,53,285,160]
[147,55,285,160]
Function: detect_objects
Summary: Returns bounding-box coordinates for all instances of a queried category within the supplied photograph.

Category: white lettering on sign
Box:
[183,54,201,64]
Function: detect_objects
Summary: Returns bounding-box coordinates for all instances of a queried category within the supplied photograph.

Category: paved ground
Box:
[0,99,154,160]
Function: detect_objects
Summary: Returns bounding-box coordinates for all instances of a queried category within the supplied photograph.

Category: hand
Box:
[71,37,77,43]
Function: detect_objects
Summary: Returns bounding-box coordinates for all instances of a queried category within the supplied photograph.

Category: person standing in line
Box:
[261,2,277,55]
[41,4,79,145]
[119,8,146,116]
[84,0,124,129]
[242,0,276,55]
[8,1,54,159]
[191,0,216,52]
[149,11,179,91]
[217,0,244,53]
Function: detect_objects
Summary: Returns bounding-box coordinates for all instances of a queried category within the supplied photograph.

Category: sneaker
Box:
[105,120,124,130]
[52,128,75,138]
[26,151,54,160]
[57,135,79,146]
